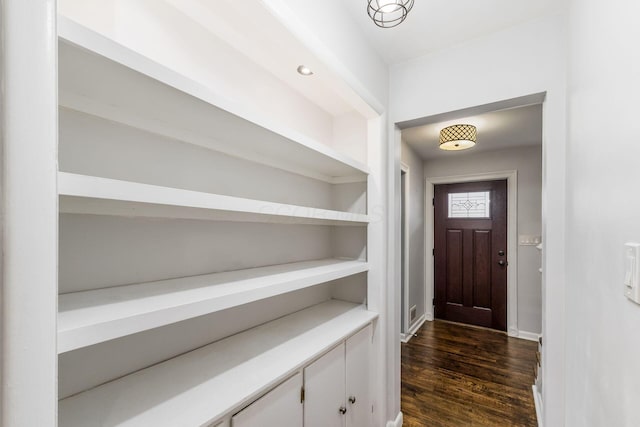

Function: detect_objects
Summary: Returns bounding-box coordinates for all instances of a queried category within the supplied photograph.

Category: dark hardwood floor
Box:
[401,320,538,427]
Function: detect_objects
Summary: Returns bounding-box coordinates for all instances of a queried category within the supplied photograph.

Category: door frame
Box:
[425,170,519,336]
[400,162,410,336]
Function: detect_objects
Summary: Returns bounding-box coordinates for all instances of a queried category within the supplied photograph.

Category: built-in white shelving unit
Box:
[59,172,369,226]
[58,259,368,353]
[59,300,377,427]
[58,16,368,184]
[57,11,374,426]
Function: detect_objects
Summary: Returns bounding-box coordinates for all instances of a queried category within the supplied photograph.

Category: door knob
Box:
[349,396,356,404]
[498,250,505,256]
[339,406,347,415]
[498,260,507,267]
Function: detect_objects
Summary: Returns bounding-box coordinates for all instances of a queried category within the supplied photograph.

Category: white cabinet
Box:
[58,302,376,427]
[304,345,346,427]
[345,325,372,427]
[232,373,303,427]
[303,324,372,427]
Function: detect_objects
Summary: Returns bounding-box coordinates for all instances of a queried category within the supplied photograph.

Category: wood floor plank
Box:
[402,320,538,426]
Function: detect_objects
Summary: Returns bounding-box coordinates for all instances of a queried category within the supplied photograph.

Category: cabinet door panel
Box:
[304,344,346,427]
[346,324,372,427]
[231,373,303,427]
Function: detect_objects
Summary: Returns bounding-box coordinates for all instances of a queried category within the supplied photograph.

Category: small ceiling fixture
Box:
[296,65,314,76]
[439,124,477,151]
[367,0,414,28]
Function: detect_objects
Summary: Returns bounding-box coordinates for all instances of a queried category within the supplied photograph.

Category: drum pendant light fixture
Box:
[367,0,414,28]
[439,124,477,151]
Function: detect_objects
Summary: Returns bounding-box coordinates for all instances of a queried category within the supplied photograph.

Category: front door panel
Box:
[434,180,507,331]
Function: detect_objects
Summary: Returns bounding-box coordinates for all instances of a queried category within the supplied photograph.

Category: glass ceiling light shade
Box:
[367,0,414,28]
[439,124,477,151]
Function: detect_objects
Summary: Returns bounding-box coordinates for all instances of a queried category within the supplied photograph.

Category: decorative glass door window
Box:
[448,191,491,218]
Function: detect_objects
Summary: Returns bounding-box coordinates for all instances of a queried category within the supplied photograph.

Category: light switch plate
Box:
[519,235,542,246]
[624,243,640,304]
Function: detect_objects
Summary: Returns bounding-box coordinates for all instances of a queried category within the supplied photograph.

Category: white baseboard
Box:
[409,315,426,334]
[517,330,541,342]
[400,314,426,343]
[386,411,403,427]
[425,310,434,321]
[532,385,543,427]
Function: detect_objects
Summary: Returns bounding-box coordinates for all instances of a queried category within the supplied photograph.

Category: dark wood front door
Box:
[434,180,507,331]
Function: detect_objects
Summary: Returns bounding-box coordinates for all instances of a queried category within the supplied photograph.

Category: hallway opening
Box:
[394,94,545,425]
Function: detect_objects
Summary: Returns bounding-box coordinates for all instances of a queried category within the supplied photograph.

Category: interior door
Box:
[345,325,372,427]
[231,372,303,427]
[304,344,346,427]
[434,180,507,331]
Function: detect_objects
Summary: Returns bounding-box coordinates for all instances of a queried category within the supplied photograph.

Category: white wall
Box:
[565,1,640,425]
[390,14,566,123]
[401,141,426,327]
[390,13,567,426]
[423,146,542,335]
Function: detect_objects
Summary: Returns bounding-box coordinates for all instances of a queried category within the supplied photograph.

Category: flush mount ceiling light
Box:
[439,124,477,151]
[296,65,314,76]
[367,0,414,28]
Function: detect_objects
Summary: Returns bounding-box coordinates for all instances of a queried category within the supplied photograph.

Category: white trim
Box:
[532,385,543,427]
[517,330,542,342]
[387,124,403,427]
[424,170,519,335]
[400,162,410,334]
[424,181,434,322]
[386,411,403,427]
[400,314,426,343]
[1,1,59,425]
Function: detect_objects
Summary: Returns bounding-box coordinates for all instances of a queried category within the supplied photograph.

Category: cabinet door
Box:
[346,324,372,427]
[231,372,303,427]
[304,344,346,427]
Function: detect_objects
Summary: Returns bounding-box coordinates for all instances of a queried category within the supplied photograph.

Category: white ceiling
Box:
[345,0,566,64]
[402,103,542,160]
[167,1,562,121]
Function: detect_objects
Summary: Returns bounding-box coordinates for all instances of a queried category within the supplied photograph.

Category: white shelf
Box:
[58,259,368,353]
[59,300,377,427]
[59,172,369,226]
[57,16,368,184]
